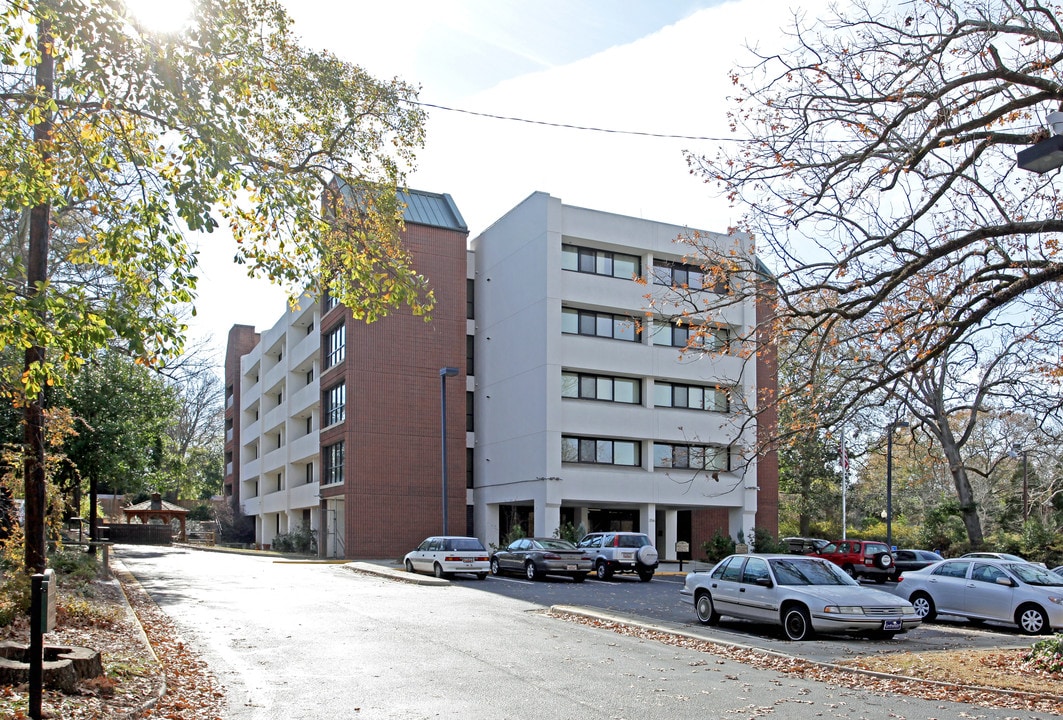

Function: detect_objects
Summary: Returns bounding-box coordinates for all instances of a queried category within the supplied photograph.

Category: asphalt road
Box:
[115,546,1048,720]
[464,567,1038,664]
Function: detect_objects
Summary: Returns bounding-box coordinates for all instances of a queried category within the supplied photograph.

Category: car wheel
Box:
[910,592,936,621]
[525,562,541,581]
[782,605,813,641]
[637,570,654,582]
[695,592,720,625]
[572,573,587,583]
[874,552,893,570]
[433,563,446,579]
[404,559,415,574]
[843,565,857,579]
[1017,604,1050,635]
[476,573,487,581]
[596,562,613,581]
[490,558,502,576]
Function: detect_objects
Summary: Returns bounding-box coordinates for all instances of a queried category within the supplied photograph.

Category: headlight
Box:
[823,605,864,615]
[1048,596,1063,606]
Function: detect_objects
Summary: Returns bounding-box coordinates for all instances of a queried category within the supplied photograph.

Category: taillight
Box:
[543,553,562,560]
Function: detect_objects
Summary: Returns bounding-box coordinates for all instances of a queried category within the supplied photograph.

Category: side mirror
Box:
[755,577,773,588]
[996,576,1015,587]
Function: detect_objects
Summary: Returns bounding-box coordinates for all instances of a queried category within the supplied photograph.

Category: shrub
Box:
[1024,634,1063,675]
[749,527,788,553]
[553,522,585,545]
[702,529,735,563]
[271,524,316,554]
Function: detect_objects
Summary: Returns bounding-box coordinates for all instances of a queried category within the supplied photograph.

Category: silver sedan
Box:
[680,553,920,641]
[893,558,1063,635]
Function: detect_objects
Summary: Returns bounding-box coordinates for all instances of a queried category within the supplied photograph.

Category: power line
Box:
[411,100,733,142]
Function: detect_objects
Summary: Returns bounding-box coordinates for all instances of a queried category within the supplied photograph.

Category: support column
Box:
[639,504,656,544]
[537,500,561,539]
[663,509,678,560]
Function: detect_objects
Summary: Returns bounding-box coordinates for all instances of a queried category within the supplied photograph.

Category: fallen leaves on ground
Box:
[548,609,1063,715]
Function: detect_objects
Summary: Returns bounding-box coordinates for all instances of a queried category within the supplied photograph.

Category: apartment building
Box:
[223,188,470,557]
[471,192,775,558]
[223,190,776,559]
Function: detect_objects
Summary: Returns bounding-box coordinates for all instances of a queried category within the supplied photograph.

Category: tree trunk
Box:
[23,14,53,574]
[940,435,984,546]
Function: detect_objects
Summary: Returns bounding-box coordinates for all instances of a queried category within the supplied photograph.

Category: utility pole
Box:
[25,8,54,574]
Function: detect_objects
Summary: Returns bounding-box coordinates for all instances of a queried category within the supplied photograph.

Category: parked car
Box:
[813,539,896,582]
[490,537,592,581]
[894,558,1063,635]
[893,549,944,574]
[1052,566,1063,577]
[961,552,1029,563]
[679,553,920,641]
[782,537,831,555]
[404,536,490,579]
[576,531,659,581]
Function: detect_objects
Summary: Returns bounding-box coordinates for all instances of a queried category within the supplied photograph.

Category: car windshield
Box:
[1006,562,1063,586]
[616,535,649,548]
[819,543,838,553]
[445,538,485,551]
[770,557,858,586]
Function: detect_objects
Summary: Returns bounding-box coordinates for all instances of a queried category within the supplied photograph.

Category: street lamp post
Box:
[885,420,909,551]
[1012,442,1029,522]
[439,367,459,535]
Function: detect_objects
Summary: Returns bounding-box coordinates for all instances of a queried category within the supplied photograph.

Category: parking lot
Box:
[441,566,1040,664]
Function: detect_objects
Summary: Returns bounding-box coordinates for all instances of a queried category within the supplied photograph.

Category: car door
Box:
[411,538,437,572]
[705,556,746,618]
[505,538,531,572]
[924,560,972,615]
[578,533,604,565]
[963,562,1014,622]
[736,556,776,622]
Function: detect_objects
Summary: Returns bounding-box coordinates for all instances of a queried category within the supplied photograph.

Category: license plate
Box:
[566,564,577,571]
[462,559,473,564]
[883,619,902,631]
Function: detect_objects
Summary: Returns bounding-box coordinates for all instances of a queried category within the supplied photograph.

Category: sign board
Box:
[37,569,56,634]
[675,541,690,554]
[735,543,749,554]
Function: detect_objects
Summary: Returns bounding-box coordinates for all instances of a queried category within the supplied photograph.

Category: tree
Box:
[2,0,427,571]
[60,351,178,540]
[687,0,1063,424]
[159,358,224,502]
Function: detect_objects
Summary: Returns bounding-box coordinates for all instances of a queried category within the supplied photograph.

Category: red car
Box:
[814,540,896,583]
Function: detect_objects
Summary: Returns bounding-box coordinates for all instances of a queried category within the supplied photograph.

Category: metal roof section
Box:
[328,177,466,233]
[398,189,468,232]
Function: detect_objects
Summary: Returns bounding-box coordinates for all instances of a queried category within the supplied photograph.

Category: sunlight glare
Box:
[125,0,193,34]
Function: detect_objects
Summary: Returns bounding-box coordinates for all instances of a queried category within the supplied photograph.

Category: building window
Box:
[467,279,475,320]
[305,416,313,434]
[654,443,729,471]
[654,382,730,412]
[561,307,639,342]
[323,382,346,427]
[561,436,641,466]
[652,259,727,293]
[323,292,339,313]
[561,244,641,280]
[561,372,640,404]
[305,368,314,385]
[466,391,474,432]
[323,441,344,485]
[306,321,314,335]
[305,462,314,485]
[466,335,475,376]
[325,323,345,368]
[654,322,731,351]
[466,448,474,489]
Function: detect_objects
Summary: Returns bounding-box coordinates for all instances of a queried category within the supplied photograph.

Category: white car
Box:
[680,553,920,641]
[403,536,490,580]
[894,558,1063,635]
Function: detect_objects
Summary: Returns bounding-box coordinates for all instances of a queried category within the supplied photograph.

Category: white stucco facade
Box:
[470,192,760,556]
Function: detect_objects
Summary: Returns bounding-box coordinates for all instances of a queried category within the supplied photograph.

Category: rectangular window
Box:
[466,391,474,432]
[323,441,345,485]
[466,335,475,376]
[561,436,641,467]
[654,382,730,412]
[305,462,314,485]
[561,307,640,342]
[324,323,345,368]
[305,369,314,385]
[654,443,729,471]
[466,448,474,489]
[654,322,731,351]
[323,382,346,427]
[561,243,641,280]
[467,279,475,320]
[323,292,339,313]
[652,259,727,293]
[305,416,313,434]
[561,371,641,404]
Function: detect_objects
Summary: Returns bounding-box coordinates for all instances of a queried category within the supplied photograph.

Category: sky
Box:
[185,0,825,361]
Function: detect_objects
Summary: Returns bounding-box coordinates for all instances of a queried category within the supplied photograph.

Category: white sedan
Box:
[894,558,1063,634]
[680,553,920,641]
[404,536,490,580]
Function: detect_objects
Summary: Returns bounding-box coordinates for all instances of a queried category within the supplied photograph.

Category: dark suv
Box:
[814,540,896,582]
[576,531,659,582]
